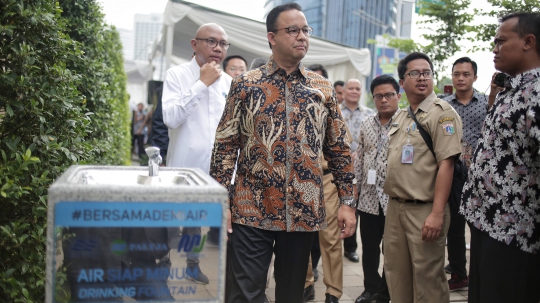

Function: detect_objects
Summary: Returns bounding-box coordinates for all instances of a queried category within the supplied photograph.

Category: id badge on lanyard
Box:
[402,123,414,164]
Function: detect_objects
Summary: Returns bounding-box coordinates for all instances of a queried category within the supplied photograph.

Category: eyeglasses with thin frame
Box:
[274,26,313,37]
[227,67,246,73]
[405,70,433,79]
[195,38,231,50]
[373,92,397,101]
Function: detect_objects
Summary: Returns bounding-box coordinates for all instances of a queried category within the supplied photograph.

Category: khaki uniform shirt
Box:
[384,92,462,202]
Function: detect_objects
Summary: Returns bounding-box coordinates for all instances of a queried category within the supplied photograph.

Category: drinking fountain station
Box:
[46,147,228,302]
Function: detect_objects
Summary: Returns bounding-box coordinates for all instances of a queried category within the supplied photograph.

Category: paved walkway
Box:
[266,226,470,303]
[132,155,469,302]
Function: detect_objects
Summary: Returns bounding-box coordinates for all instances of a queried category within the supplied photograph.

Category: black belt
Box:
[391,197,431,204]
[323,169,331,175]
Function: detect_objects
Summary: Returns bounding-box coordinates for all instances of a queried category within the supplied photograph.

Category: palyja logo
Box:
[177,234,206,253]
[111,239,127,255]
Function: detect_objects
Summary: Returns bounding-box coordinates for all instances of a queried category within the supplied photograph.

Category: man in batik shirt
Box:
[353,75,400,303]
[340,78,374,263]
[210,3,356,303]
[441,57,488,291]
[461,12,540,303]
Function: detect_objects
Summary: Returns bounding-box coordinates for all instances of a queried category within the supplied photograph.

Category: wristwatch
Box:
[340,197,357,208]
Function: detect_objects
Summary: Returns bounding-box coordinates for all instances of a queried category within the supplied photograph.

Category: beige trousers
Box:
[383,199,450,303]
[305,173,343,298]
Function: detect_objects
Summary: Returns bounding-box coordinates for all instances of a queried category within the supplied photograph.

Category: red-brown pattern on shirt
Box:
[210,57,355,232]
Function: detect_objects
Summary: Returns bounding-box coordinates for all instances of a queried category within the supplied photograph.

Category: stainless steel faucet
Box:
[145,147,162,177]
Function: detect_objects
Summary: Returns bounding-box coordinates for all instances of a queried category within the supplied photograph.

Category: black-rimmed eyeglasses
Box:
[405,70,433,79]
[195,38,231,50]
[274,26,313,37]
[373,92,397,101]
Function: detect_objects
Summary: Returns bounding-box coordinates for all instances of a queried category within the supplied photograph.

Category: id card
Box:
[401,145,414,164]
[367,169,377,184]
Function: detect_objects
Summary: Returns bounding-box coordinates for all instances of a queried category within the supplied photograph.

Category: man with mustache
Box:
[383,52,463,303]
[461,12,540,303]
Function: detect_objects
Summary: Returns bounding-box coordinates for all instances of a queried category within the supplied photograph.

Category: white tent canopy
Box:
[124,59,153,109]
[151,0,371,100]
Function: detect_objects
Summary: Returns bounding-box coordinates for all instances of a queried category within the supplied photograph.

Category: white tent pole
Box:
[165,24,175,72]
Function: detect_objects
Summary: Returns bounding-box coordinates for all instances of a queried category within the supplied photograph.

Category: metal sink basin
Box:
[70,167,208,186]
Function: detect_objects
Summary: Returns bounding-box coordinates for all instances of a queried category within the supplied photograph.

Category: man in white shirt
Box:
[162,23,232,284]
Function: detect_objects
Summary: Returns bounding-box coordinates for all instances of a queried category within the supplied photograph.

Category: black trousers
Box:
[359,209,389,300]
[310,232,321,268]
[446,200,467,279]
[133,134,145,158]
[468,225,540,303]
[343,209,359,253]
[226,223,315,303]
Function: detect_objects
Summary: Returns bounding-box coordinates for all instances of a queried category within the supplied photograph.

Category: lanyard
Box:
[373,117,392,162]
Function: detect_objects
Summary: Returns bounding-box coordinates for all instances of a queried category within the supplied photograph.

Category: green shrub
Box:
[0,0,130,301]
[59,0,130,165]
[0,1,91,301]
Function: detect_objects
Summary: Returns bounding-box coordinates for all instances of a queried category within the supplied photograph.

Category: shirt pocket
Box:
[388,125,400,137]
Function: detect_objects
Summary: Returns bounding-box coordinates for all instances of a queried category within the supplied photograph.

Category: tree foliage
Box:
[380,0,473,78]
[418,0,473,75]
[385,0,540,73]
[0,0,129,301]
[469,0,540,52]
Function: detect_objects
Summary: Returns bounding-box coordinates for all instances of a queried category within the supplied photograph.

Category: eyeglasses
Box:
[227,67,246,72]
[373,92,397,101]
[405,70,433,79]
[274,26,313,37]
[195,38,231,50]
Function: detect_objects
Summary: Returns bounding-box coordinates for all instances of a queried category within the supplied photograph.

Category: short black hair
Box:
[397,52,434,80]
[334,80,344,88]
[307,64,328,78]
[266,3,303,49]
[452,57,478,76]
[370,75,400,94]
[500,12,540,54]
[223,55,247,70]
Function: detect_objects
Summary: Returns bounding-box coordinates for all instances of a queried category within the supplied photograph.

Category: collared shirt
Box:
[460,67,540,254]
[162,57,232,172]
[210,57,355,232]
[340,103,375,151]
[354,110,401,216]
[442,90,488,167]
[384,92,462,202]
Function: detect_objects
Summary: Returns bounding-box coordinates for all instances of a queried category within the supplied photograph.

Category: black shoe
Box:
[313,267,319,282]
[355,291,377,303]
[325,293,339,303]
[344,251,360,263]
[303,284,315,302]
[444,264,451,274]
[375,291,390,303]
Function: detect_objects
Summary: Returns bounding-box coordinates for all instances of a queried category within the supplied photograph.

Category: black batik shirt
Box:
[460,67,540,254]
[442,90,488,167]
